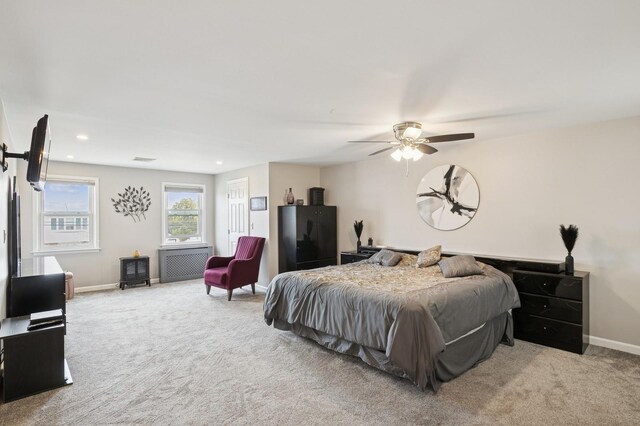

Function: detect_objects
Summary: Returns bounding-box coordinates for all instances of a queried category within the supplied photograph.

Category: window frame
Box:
[161,182,207,247]
[33,174,100,255]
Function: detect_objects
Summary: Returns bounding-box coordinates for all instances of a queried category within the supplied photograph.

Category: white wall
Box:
[18,161,215,288]
[268,163,321,279]
[213,163,270,287]
[320,115,640,349]
[0,99,15,319]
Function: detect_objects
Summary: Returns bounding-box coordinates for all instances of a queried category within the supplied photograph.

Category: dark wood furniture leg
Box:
[206,285,211,295]
[251,283,255,294]
[227,289,233,301]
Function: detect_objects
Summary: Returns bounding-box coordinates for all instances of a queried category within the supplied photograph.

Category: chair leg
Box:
[227,289,233,301]
[205,285,211,295]
[251,283,255,294]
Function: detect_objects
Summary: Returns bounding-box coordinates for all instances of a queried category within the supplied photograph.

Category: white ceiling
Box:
[1,1,639,174]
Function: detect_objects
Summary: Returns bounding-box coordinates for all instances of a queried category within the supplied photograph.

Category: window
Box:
[35,176,99,253]
[162,183,205,245]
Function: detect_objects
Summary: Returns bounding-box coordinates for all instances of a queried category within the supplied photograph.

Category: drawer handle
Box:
[543,304,547,308]
[543,326,547,330]
[542,282,548,287]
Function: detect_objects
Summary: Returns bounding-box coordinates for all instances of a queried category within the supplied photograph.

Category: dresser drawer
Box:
[513,271,583,301]
[340,252,371,264]
[517,293,582,324]
[295,258,336,271]
[514,312,585,353]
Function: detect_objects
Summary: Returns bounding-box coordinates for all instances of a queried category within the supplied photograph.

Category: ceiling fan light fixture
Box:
[393,121,422,140]
[403,126,422,140]
[391,148,403,161]
[412,150,424,161]
[401,146,415,160]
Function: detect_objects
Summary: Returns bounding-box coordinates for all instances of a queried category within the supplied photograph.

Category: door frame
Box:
[227,177,249,255]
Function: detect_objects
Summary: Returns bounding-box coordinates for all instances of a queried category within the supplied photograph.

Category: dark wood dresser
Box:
[278,205,337,273]
[512,270,589,354]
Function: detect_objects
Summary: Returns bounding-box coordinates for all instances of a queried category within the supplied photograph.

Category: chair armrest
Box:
[227,258,258,286]
[205,255,234,269]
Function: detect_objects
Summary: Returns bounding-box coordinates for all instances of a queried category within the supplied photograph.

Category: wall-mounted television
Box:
[26,114,51,191]
[1,113,52,191]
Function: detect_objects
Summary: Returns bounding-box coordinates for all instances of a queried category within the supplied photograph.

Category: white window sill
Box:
[33,248,102,256]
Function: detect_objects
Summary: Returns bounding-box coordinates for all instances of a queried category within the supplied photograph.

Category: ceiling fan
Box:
[348,122,475,162]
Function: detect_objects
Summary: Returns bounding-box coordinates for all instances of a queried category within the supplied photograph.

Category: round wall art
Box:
[416,164,479,231]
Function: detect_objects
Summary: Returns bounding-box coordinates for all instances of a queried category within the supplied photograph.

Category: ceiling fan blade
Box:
[368,147,394,156]
[426,133,475,143]
[348,140,394,144]
[416,144,438,154]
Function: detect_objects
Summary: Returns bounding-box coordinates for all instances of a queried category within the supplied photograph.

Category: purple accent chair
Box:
[204,236,266,300]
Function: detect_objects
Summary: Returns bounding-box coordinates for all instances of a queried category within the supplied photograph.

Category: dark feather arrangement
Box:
[353,220,364,239]
[559,224,579,254]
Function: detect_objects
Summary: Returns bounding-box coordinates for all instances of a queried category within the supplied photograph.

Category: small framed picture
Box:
[250,196,267,211]
[296,199,304,206]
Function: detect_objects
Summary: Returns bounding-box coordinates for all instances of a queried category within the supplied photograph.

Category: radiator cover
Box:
[158,246,212,283]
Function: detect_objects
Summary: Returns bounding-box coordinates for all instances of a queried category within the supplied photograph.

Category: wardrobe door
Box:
[295,206,319,263]
[317,206,337,261]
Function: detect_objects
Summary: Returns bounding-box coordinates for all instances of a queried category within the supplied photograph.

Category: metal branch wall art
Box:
[416,164,479,231]
[111,186,151,222]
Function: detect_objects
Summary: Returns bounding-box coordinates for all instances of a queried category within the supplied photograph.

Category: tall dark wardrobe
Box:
[278,205,337,273]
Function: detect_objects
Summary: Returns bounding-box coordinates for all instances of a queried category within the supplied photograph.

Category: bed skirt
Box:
[273,311,513,392]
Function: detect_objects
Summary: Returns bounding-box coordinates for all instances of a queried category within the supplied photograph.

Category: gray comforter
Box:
[263,261,520,390]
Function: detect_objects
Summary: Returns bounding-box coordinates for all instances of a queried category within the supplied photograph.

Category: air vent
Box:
[133,157,156,162]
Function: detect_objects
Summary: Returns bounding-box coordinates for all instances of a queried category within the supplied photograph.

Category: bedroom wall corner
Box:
[17,161,216,289]
[319,115,640,351]
[213,163,270,287]
[267,163,321,281]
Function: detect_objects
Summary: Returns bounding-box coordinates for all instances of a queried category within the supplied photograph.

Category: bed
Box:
[263,253,521,391]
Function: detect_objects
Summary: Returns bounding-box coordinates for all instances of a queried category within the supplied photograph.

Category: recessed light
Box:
[216,161,223,165]
[66,155,74,159]
[76,134,89,140]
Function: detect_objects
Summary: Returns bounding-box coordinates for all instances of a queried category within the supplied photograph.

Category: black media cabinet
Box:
[2,256,73,401]
[8,256,67,328]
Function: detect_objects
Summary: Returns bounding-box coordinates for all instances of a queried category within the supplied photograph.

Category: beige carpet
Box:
[1,280,638,425]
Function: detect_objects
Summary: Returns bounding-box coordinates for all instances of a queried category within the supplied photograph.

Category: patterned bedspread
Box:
[263,259,520,390]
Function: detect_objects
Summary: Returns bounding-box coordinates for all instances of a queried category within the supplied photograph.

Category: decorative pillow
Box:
[438,255,483,278]
[416,245,442,268]
[368,249,402,267]
[397,253,418,267]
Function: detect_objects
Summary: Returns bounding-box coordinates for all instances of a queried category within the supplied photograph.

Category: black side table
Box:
[340,251,373,264]
[119,256,151,289]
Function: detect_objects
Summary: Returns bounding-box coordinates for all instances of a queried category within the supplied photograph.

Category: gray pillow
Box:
[438,255,483,278]
[368,249,402,267]
[416,245,442,268]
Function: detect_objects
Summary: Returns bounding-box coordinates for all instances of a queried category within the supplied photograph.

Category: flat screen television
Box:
[26,114,51,191]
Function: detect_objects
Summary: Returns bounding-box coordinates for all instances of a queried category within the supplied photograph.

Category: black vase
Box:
[565,253,574,275]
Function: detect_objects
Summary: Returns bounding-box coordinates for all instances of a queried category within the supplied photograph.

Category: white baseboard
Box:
[75,278,160,294]
[590,335,640,356]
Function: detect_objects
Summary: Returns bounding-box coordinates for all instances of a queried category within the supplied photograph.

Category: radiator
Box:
[158,246,212,283]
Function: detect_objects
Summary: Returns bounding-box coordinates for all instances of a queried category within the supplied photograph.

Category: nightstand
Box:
[512,269,589,354]
[340,251,372,264]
